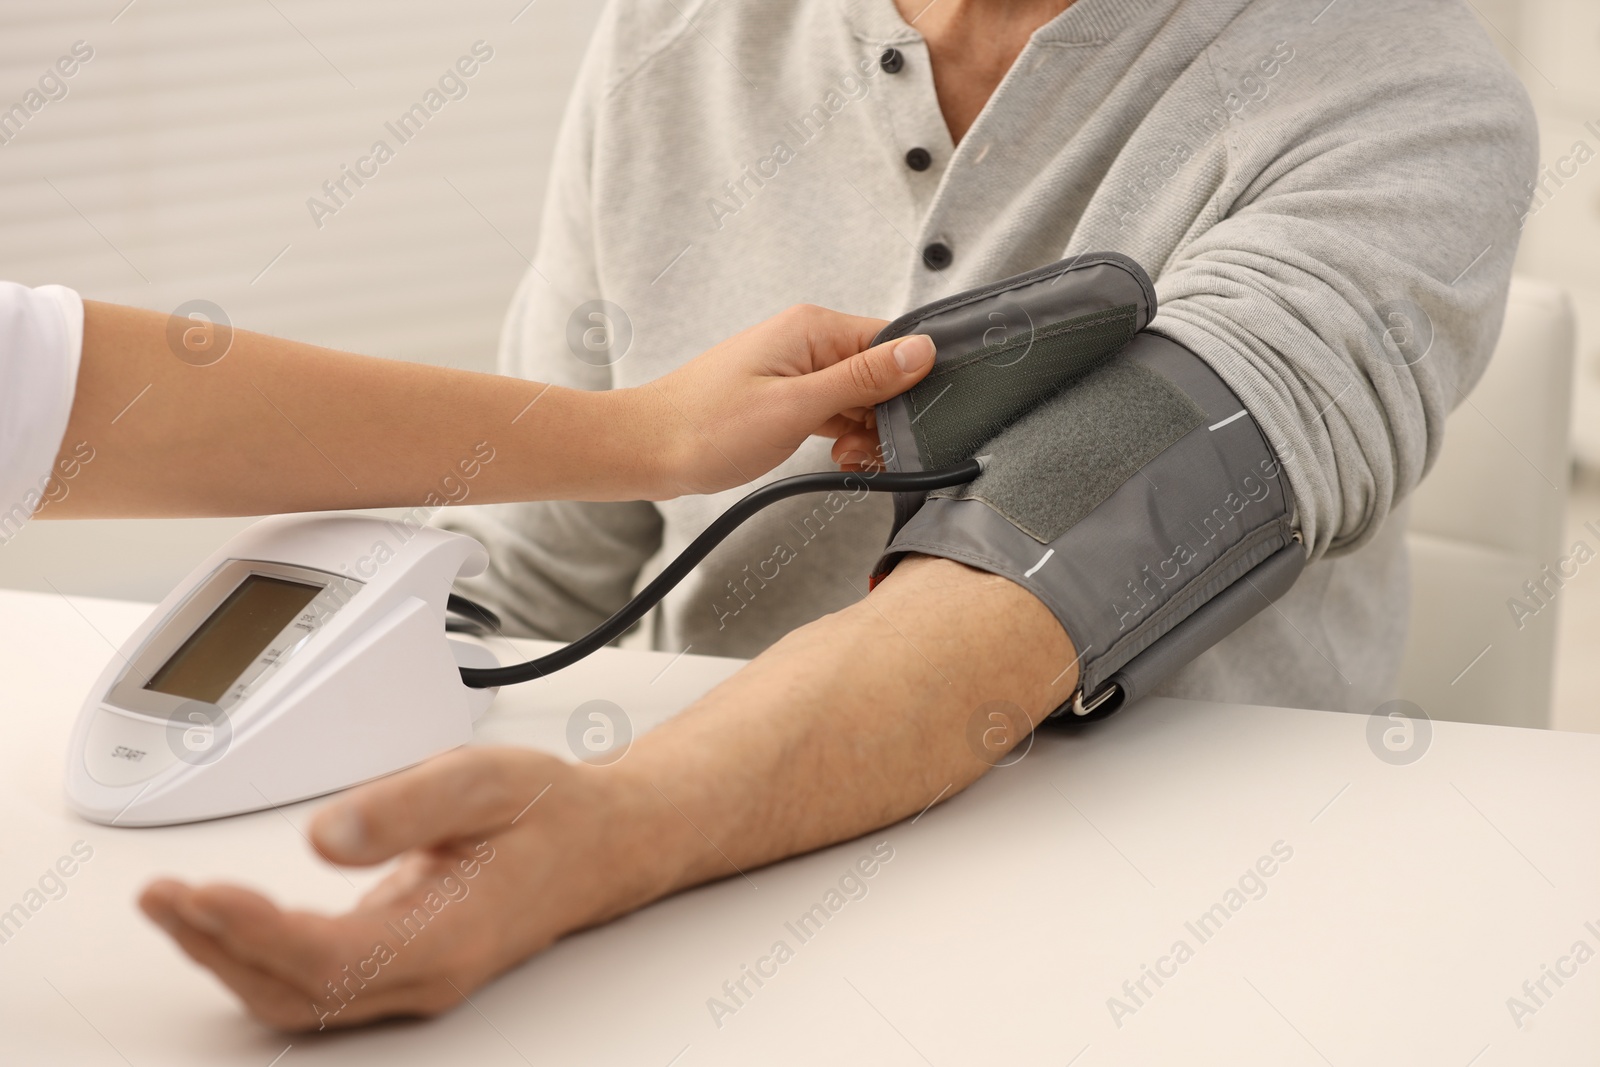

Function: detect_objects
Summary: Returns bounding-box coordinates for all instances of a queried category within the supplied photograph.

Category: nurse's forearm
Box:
[42,300,921,518]
[43,301,671,517]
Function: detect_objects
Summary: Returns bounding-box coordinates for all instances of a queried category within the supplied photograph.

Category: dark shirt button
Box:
[905,147,932,171]
[880,47,904,74]
[922,242,953,271]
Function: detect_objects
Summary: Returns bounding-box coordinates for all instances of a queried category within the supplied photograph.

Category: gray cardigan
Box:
[437,0,1537,714]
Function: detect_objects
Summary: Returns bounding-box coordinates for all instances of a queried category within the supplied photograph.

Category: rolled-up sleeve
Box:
[1149,49,1539,559]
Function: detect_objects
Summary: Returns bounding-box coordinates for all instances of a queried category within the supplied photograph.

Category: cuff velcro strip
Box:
[928,356,1205,544]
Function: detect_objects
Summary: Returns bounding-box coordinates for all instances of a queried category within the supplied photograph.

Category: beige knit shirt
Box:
[437,0,1536,714]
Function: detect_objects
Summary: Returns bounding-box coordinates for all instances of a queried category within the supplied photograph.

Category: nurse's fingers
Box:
[833,428,886,471]
[781,306,890,370]
[814,403,879,437]
[790,334,935,424]
[812,413,863,439]
[309,746,564,866]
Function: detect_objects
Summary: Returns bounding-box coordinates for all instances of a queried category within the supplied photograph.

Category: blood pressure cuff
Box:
[870,254,1305,720]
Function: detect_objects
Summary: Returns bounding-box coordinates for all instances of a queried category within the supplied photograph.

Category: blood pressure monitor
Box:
[65,514,499,826]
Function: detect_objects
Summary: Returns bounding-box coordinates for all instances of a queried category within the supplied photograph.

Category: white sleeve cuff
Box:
[0,282,84,540]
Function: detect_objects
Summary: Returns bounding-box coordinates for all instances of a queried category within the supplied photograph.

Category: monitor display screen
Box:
[144,574,322,704]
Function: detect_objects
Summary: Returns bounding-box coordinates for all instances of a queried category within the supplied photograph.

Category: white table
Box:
[1,587,1595,1065]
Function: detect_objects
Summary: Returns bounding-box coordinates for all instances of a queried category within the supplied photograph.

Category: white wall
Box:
[0,0,599,599]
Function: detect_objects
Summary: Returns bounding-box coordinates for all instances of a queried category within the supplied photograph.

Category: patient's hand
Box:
[138,748,670,1031]
[635,305,934,497]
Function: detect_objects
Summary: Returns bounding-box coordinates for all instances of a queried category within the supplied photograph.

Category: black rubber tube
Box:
[459,460,983,687]
[444,593,502,636]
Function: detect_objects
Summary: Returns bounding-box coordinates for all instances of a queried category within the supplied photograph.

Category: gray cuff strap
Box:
[878,333,1304,718]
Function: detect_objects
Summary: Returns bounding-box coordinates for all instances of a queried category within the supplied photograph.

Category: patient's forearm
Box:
[609,555,1079,900]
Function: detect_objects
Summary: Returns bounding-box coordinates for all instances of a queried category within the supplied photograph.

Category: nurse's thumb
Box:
[806,334,936,414]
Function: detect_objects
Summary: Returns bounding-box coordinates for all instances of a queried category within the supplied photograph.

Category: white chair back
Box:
[1398,277,1576,728]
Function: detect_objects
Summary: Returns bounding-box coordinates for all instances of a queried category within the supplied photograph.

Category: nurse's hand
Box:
[636,306,935,497]
[138,747,654,1031]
